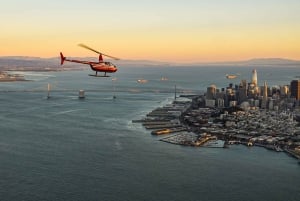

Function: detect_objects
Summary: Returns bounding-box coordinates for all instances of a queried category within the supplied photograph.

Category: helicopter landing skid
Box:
[89,74,110,77]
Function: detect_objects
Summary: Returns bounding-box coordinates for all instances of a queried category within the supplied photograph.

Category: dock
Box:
[133,99,190,136]
[133,97,223,147]
[151,127,187,135]
[160,132,198,145]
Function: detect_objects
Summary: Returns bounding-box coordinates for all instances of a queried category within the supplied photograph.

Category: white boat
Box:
[226,74,237,79]
[137,79,148,84]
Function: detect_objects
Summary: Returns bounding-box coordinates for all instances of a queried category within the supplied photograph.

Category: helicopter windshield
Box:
[104,62,111,65]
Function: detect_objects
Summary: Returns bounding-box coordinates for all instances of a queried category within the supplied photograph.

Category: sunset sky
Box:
[0,0,299,62]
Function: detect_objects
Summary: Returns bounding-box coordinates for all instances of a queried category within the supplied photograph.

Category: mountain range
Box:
[0,56,299,71]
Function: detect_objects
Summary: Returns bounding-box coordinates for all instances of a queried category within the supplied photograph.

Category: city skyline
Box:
[1,0,300,63]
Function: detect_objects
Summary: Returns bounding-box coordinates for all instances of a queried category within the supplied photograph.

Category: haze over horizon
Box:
[1,0,299,63]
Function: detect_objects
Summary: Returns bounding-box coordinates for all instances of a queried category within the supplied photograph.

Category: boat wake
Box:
[50,109,87,116]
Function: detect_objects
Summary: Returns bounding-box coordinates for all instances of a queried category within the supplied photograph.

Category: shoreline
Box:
[133,95,300,162]
[0,72,28,82]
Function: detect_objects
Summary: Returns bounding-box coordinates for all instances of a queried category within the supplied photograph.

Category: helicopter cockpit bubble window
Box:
[106,62,114,66]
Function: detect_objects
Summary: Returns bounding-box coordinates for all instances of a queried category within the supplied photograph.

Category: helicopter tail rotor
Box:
[60,52,66,65]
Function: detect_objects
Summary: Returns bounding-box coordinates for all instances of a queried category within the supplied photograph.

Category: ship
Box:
[137,79,148,84]
[226,74,237,79]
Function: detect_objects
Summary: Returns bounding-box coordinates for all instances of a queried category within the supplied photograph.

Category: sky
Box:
[0,0,299,62]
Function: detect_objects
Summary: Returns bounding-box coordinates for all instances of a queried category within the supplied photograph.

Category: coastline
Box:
[133,95,300,162]
[0,72,28,82]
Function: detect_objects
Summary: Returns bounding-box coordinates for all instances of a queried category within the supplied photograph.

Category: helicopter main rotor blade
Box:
[78,43,120,60]
[78,43,100,54]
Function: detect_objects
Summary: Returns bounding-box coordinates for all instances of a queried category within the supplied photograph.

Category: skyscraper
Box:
[290,80,300,100]
[251,69,258,86]
[263,81,268,100]
[206,84,217,99]
[248,69,259,98]
[237,80,247,103]
[261,81,268,109]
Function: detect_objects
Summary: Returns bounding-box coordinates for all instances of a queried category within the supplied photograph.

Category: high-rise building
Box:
[251,69,258,86]
[240,79,247,89]
[290,80,300,100]
[280,85,289,97]
[217,98,225,108]
[206,84,217,99]
[237,79,248,103]
[263,81,268,100]
[248,69,259,98]
[237,88,247,103]
[261,81,268,109]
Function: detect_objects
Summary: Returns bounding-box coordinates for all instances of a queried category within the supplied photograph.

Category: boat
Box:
[226,74,237,79]
[160,77,168,81]
[137,79,148,84]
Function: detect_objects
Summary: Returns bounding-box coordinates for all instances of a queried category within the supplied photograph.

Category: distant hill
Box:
[234,58,300,66]
[0,56,172,71]
[0,56,299,71]
[191,58,300,67]
[113,59,171,67]
[0,56,84,71]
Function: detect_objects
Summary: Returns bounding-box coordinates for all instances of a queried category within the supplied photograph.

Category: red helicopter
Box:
[60,44,120,77]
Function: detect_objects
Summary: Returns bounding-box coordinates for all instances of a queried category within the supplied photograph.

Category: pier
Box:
[133,96,224,148]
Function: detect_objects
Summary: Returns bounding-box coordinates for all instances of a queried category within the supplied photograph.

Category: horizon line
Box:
[0,55,300,64]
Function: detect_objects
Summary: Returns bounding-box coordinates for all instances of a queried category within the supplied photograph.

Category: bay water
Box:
[0,66,299,201]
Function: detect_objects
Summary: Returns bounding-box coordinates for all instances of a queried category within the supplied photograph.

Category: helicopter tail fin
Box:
[60,52,66,65]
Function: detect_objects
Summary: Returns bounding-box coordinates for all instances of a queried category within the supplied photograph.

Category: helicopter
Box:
[60,44,120,77]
